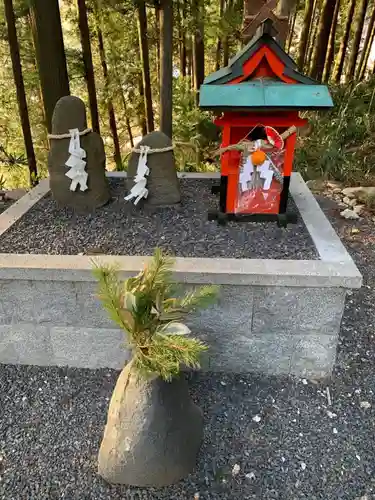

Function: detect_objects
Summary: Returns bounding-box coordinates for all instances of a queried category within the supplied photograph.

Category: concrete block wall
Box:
[0,173,362,378]
[0,279,346,377]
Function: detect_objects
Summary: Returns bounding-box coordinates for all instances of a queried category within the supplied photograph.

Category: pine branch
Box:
[92,263,132,332]
[178,285,219,312]
[92,248,218,381]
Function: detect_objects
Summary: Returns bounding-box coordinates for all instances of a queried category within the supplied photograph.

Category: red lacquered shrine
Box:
[199,19,333,226]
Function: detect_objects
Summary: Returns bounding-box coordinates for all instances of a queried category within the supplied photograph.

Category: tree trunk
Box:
[120,89,134,148]
[223,0,233,67]
[4,0,38,186]
[286,6,297,53]
[215,0,225,70]
[77,0,100,133]
[138,75,148,137]
[346,0,369,81]
[154,3,161,86]
[137,0,154,133]
[332,0,356,82]
[27,11,47,137]
[297,0,314,70]
[29,0,70,132]
[160,0,173,138]
[359,21,375,79]
[181,0,187,77]
[275,0,297,47]
[192,0,205,95]
[276,0,297,16]
[322,0,341,82]
[310,0,336,80]
[357,4,375,79]
[176,0,184,76]
[305,0,320,71]
[96,21,122,169]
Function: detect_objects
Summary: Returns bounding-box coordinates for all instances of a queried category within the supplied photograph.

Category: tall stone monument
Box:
[48,96,110,211]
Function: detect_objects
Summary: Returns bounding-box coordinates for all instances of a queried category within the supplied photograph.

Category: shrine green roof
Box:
[199,81,334,111]
[199,19,334,112]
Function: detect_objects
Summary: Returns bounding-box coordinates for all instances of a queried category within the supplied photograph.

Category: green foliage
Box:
[296,77,375,185]
[173,77,220,171]
[1,0,375,188]
[93,248,219,381]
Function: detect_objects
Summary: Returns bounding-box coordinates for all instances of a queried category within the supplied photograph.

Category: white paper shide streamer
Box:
[65,128,88,192]
[239,140,276,193]
[125,145,150,205]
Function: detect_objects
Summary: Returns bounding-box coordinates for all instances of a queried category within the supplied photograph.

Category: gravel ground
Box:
[0,196,374,500]
[0,179,318,260]
[0,200,13,215]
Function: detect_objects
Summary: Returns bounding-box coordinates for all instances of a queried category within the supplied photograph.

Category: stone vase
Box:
[97,362,203,487]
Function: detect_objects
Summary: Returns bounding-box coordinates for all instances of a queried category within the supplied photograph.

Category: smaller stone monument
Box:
[126,131,181,206]
[48,96,110,211]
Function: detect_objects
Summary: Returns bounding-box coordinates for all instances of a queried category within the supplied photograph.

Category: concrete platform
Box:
[0,173,362,377]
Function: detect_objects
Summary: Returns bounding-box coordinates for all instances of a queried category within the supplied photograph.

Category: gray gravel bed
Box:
[0,179,318,259]
[1,196,374,499]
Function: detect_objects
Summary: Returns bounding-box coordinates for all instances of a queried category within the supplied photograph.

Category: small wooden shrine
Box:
[199,19,333,226]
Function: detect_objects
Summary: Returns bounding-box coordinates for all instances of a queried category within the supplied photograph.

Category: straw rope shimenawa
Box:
[48,128,92,140]
[210,125,297,157]
[131,145,175,154]
[123,142,197,163]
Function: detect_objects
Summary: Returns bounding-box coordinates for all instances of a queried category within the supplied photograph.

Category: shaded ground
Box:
[0,200,13,216]
[0,179,317,260]
[0,196,374,500]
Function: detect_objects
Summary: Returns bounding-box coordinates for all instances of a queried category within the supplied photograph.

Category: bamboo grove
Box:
[1,0,375,187]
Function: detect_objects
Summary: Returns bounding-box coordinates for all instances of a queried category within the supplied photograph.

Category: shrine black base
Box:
[210,175,295,227]
[207,210,298,227]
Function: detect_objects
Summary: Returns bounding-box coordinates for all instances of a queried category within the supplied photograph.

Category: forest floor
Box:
[0,195,375,500]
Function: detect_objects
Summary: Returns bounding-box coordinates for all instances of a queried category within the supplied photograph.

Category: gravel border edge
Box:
[0,173,362,288]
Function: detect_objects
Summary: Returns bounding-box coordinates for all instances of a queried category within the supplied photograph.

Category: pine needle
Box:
[92,248,218,381]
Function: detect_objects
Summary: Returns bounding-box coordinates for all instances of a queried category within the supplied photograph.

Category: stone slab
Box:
[0,254,362,288]
[50,326,129,369]
[76,281,116,328]
[0,324,53,366]
[291,333,339,378]
[252,286,346,335]
[0,280,79,326]
[197,331,337,377]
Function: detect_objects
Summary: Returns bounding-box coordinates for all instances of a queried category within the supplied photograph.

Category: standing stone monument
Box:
[126,131,181,206]
[48,96,110,211]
